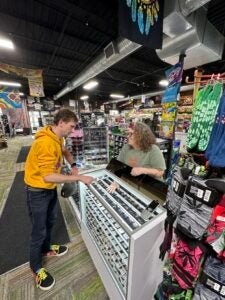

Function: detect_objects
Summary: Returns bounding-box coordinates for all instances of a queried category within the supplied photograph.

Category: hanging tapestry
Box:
[119,0,164,49]
[28,76,45,97]
[0,87,22,109]
[0,62,45,97]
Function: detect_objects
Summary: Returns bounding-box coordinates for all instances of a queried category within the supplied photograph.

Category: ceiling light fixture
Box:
[80,95,89,100]
[0,81,21,87]
[0,38,14,50]
[83,80,98,90]
[19,92,24,96]
[110,94,124,99]
[159,80,169,87]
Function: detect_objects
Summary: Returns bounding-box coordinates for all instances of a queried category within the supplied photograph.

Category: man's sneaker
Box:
[34,268,55,291]
[43,244,68,257]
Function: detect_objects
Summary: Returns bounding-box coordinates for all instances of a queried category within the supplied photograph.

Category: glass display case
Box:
[78,168,166,300]
[83,127,109,164]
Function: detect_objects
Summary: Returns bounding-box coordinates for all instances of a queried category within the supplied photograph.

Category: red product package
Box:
[205,205,225,245]
[172,239,205,289]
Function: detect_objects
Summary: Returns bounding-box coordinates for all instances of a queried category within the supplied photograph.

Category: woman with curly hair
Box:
[107,122,166,193]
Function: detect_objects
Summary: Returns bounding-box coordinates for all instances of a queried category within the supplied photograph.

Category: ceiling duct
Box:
[157,2,224,70]
[54,38,141,100]
[181,0,212,17]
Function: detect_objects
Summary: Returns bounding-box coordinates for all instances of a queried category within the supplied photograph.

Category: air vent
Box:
[104,42,118,59]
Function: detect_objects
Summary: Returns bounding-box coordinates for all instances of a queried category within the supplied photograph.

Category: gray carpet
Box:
[16,146,31,163]
[0,171,70,275]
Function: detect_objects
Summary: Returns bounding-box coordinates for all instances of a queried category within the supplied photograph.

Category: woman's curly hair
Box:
[133,122,156,152]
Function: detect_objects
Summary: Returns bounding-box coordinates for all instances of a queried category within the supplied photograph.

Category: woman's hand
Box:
[106,182,119,193]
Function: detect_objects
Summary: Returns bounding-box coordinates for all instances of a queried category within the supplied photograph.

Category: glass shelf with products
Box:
[83,127,109,164]
[79,168,166,300]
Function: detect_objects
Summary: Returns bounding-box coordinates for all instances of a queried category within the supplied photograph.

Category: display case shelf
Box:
[83,127,109,164]
[78,169,166,300]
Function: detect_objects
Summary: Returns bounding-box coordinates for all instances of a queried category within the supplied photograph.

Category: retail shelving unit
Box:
[109,132,171,168]
[83,127,109,164]
[78,169,166,300]
[109,133,128,159]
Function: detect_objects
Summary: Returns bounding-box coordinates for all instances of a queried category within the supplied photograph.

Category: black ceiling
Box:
[0,0,225,102]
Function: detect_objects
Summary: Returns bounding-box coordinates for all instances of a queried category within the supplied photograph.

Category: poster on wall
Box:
[0,87,22,109]
[119,0,164,48]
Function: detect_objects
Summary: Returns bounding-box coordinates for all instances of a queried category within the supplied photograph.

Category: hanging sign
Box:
[162,63,184,103]
[28,77,45,97]
[119,0,164,49]
[160,62,184,140]
[0,62,42,77]
[0,62,45,97]
[161,102,177,121]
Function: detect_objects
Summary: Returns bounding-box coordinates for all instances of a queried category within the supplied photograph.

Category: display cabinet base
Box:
[82,223,125,300]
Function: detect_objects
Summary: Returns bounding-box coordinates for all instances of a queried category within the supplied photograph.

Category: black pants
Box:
[26,187,58,272]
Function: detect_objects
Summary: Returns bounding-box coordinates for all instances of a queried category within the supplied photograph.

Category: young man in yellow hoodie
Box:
[24,108,94,291]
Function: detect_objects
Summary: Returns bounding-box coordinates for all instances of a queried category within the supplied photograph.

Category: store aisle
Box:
[0,136,108,300]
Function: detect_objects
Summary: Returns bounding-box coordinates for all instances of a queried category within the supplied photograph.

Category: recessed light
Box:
[83,80,98,90]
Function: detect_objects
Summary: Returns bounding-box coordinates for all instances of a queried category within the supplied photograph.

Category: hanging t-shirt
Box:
[117,144,166,171]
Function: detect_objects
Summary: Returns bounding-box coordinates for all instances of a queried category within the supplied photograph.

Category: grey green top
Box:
[117,144,166,171]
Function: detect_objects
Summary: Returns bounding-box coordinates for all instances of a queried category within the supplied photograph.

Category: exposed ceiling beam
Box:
[46,10,73,74]
[0,11,99,47]
[1,31,92,58]
[34,0,116,39]
[2,45,84,66]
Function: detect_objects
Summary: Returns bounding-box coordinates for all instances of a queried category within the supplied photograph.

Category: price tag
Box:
[204,190,211,202]
[197,189,204,198]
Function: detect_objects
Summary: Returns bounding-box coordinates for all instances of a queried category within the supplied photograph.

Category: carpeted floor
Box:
[0,136,109,300]
[0,171,70,275]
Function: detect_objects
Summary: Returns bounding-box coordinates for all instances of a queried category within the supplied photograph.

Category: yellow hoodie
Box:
[24,126,63,189]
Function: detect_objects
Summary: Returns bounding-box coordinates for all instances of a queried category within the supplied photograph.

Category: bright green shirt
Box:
[117,144,166,171]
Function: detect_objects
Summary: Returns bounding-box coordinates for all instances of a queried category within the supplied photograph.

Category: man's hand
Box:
[131,167,145,176]
[71,166,79,176]
[107,182,119,193]
[80,175,94,185]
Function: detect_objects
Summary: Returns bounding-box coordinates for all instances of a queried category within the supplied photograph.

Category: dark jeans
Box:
[26,187,58,272]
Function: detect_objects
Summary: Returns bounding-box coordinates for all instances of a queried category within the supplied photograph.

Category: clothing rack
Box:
[185,70,225,102]
[185,72,225,85]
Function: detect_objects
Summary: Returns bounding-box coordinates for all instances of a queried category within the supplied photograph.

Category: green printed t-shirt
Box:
[117,144,166,172]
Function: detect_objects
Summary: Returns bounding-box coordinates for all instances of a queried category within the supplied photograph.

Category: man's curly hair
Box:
[133,122,156,152]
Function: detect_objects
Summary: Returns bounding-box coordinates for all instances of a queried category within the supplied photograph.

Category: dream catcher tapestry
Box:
[119,0,164,48]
